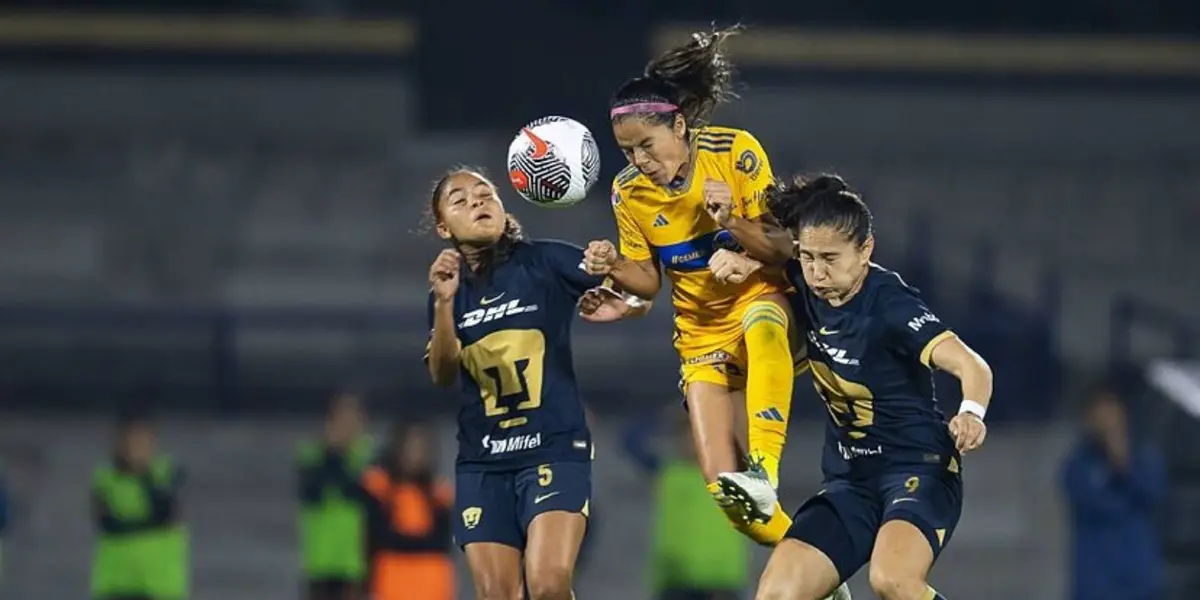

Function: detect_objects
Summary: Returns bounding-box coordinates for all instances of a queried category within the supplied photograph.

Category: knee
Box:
[868,562,926,600]
[473,574,523,600]
[525,563,574,600]
[754,578,791,600]
[755,573,827,600]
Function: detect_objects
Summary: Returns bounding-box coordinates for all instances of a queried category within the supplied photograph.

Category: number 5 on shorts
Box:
[538,464,553,487]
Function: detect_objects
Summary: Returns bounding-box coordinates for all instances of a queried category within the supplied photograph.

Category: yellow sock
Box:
[708,482,793,545]
[742,300,794,488]
[745,504,793,545]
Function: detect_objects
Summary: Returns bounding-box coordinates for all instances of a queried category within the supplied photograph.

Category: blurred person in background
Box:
[361,420,453,600]
[1062,384,1166,600]
[298,392,374,600]
[90,412,189,600]
[625,405,749,600]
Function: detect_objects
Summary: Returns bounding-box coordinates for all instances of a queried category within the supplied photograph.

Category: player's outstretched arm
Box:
[930,337,994,453]
[708,249,765,285]
[427,249,462,387]
[704,178,792,265]
[583,240,661,298]
[702,129,794,265]
[723,215,793,266]
[577,286,653,322]
[427,298,460,387]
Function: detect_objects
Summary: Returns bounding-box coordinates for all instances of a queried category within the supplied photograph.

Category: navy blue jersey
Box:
[786,262,959,478]
[425,239,604,472]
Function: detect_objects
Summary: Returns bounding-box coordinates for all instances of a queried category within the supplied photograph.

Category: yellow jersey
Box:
[611,126,787,360]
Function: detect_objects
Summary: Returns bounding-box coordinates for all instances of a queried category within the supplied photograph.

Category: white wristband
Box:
[959,400,987,421]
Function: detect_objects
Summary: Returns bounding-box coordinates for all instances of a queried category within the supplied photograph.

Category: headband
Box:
[609,102,679,118]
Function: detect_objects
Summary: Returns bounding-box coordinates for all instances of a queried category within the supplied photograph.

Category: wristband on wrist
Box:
[959,400,987,421]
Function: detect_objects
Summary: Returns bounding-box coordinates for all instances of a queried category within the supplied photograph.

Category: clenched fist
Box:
[577,286,631,323]
[703,178,734,226]
[709,249,761,284]
[583,240,619,276]
[429,249,461,301]
[948,413,987,454]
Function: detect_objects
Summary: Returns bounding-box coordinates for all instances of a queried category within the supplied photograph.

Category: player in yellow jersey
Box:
[581,26,833,569]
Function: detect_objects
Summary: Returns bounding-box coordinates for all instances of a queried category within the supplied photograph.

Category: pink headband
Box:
[610,102,679,118]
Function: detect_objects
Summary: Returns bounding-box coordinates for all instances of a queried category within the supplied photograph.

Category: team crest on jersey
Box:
[735,149,761,179]
[461,507,482,530]
[611,190,621,206]
[458,299,538,329]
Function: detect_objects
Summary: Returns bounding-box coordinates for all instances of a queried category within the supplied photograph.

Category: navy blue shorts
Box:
[786,469,963,583]
[453,461,591,550]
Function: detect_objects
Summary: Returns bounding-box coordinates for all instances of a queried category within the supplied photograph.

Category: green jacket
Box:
[651,460,749,592]
[91,456,189,600]
[297,437,374,580]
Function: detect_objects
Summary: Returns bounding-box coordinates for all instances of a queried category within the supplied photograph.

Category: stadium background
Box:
[0,0,1197,598]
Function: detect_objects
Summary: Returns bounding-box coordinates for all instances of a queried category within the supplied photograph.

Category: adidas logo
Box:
[652,214,669,227]
[754,407,785,422]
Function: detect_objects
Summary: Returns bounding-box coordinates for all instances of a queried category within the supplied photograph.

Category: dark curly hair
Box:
[767,173,873,247]
[609,25,742,131]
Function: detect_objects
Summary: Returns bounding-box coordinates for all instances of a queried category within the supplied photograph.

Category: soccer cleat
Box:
[717,460,778,523]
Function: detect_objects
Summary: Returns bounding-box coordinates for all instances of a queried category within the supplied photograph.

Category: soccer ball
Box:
[507,116,600,207]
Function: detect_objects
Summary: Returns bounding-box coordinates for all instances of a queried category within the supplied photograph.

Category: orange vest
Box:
[361,467,453,600]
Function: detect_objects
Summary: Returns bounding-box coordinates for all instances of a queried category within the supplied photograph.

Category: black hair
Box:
[112,406,153,459]
[115,404,152,433]
[1080,378,1124,412]
[327,389,363,419]
[386,419,435,484]
[609,25,742,130]
[424,166,525,277]
[767,173,873,247]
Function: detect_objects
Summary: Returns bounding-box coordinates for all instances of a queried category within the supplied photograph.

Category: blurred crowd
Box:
[0,381,1171,600]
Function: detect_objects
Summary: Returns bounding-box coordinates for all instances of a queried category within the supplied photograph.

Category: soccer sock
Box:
[707,482,794,545]
[742,300,794,487]
[745,503,793,545]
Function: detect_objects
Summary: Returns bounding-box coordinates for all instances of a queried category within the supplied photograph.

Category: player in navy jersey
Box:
[708,174,992,600]
[424,168,645,600]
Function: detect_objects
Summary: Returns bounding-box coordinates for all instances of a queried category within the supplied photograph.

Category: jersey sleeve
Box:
[536,239,606,299]
[611,185,653,262]
[729,130,774,221]
[880,286,955,367]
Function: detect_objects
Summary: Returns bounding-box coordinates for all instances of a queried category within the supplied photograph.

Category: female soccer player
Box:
[425,167,642,600]
[583,25,800,546]
[710,175,992,600]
